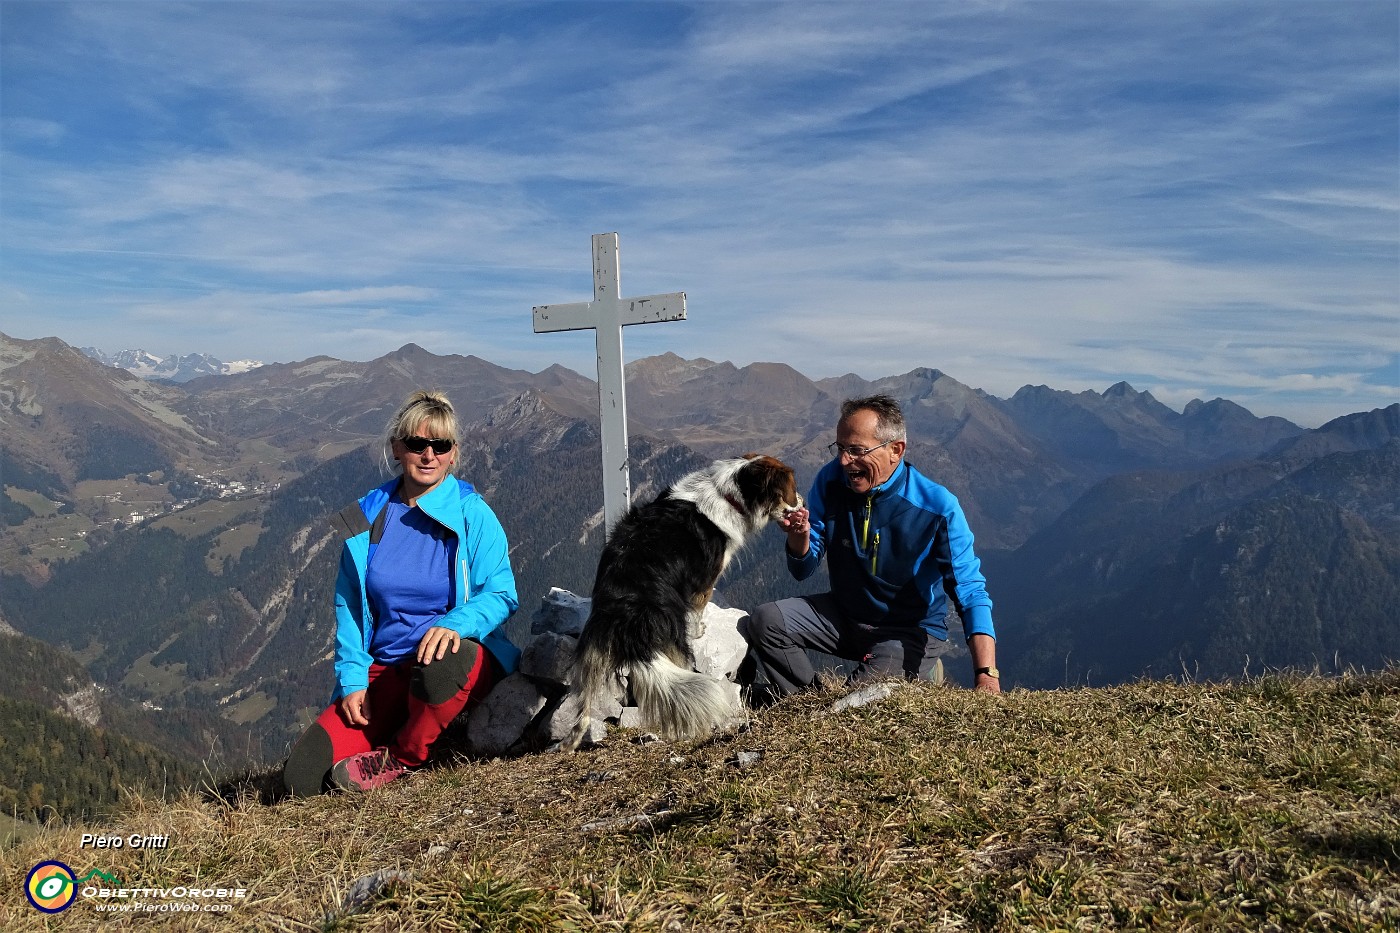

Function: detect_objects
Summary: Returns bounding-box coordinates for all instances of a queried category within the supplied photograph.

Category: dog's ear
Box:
[740,452,760,461]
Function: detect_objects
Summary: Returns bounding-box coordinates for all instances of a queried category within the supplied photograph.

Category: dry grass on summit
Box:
[3,670,1397,931]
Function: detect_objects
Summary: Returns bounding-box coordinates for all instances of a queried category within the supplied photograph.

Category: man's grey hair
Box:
[840,394,906,443]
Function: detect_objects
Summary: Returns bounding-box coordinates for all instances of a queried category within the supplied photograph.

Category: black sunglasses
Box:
[400,435,455,455]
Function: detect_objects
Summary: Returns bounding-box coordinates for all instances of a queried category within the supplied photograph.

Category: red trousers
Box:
[281,639,497,795]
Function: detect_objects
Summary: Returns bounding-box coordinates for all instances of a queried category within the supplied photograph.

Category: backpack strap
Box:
[330,488,393,564]
[332,477,471,565]
[330,504,371,540]
[367,502,389,564]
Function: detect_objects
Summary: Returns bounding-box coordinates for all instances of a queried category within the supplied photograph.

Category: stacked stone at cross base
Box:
[465,587,750,756]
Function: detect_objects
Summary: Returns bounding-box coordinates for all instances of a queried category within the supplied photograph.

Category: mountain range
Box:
[81,346,264,383]
[0,330,1396,816]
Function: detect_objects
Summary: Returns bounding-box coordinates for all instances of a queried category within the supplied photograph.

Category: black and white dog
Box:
[563,454,804,750]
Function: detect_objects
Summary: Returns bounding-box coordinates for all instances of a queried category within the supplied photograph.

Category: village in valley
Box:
[104,472,281,528]
[4,468,283,581]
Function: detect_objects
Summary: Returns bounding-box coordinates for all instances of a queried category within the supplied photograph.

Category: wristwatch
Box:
[974,666,1000,679]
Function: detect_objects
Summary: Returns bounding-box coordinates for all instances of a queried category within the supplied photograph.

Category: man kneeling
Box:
[744,395,1001,698]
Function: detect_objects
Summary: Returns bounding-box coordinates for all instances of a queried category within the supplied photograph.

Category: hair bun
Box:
[407,389,453,413]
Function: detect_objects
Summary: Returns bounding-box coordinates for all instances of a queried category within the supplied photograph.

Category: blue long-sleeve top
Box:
[329,474,520,700]
[787,458,995,642]
[365,498,455,664]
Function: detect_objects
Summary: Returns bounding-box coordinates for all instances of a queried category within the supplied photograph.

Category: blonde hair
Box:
[382,390,459,476]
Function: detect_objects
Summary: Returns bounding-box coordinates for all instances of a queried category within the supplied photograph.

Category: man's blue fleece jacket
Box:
[788,458,995,642]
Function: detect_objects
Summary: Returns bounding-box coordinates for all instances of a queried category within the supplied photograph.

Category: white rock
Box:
[735,750,764,769]
[690,604,750,681]
[530,587,591,637]
[829,682,900,713]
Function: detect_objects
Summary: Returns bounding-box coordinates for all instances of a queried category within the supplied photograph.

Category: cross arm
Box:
[532,292,687,334]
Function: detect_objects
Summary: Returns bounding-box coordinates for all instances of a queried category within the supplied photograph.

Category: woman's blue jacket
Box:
[328,475,521,700]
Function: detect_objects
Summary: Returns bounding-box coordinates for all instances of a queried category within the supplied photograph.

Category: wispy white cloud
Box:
[0,1,1395,426]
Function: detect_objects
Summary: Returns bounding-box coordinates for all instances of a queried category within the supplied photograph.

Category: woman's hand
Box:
[417,626,461,665]
[338,689,370,727]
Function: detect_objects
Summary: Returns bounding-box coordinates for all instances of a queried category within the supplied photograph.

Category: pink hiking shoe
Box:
[330,749,410,792]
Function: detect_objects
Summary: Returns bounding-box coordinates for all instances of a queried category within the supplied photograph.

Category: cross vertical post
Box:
[590,236,628,538]
[532,233,687,535]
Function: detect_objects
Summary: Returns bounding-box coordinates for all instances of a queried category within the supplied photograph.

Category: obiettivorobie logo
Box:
[25,858,248,915]
[25,861,122,913]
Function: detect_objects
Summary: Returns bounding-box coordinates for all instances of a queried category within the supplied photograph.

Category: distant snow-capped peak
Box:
[80,347,264,383]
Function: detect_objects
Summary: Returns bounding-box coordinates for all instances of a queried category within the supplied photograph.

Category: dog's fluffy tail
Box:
[629,655,737,742]
[562,649,736,752]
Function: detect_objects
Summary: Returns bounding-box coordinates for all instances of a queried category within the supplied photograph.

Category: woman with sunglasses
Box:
[281,390,521,794]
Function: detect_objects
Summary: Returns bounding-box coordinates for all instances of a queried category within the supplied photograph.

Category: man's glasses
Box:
[828,440,893,460]
[400,436,455,455]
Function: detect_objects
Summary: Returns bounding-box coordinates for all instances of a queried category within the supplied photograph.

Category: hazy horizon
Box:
[34,331,1395,430]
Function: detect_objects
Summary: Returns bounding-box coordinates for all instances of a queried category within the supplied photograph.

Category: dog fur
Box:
[563,454,803,750]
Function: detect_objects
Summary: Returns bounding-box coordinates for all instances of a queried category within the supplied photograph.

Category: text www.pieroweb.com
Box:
[91,900,235,913]
[81,886,248,913]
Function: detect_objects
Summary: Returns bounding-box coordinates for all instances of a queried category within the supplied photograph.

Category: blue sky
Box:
[2,1,1396,427]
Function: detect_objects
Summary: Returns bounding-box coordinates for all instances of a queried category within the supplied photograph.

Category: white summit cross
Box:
[532,232,687,534]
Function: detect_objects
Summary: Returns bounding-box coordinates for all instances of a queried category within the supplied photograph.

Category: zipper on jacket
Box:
[870,530,879,576]
[861,495,873,549]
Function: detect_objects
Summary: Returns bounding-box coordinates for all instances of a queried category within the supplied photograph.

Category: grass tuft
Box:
[1,668,1396,930]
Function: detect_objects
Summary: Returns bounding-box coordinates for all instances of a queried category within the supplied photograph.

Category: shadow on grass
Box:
[1298,828,1400,869]
[201,762,288,807]
[199,727,490,808]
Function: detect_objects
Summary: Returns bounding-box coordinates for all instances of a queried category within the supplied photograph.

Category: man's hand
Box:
[338,689,370,726]
[968,633,1001,695]
[779,507,811,556]
[417,626,460,665]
